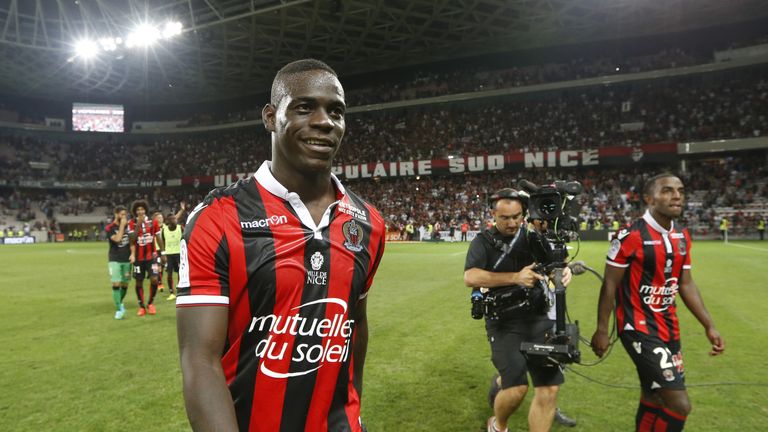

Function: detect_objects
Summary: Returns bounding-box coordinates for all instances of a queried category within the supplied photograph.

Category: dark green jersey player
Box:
[106,205,131,319]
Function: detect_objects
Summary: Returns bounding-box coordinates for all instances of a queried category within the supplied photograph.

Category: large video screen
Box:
[72,103,124,132]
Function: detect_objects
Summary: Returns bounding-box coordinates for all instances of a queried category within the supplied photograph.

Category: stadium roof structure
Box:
[0,0,767,105]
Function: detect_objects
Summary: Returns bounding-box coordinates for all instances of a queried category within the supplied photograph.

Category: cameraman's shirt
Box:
[464,226,550,323]
[606,210,691,342]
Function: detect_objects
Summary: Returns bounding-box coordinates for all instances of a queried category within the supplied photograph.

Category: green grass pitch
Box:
[1,240,766,431]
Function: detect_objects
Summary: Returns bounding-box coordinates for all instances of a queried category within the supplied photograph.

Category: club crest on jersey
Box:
[307,251,328,285]
[310,251,324,271]
[678,237,687,255]
[342,219,364,252]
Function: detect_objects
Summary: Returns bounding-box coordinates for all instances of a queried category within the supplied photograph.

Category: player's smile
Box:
[301,137,337,155]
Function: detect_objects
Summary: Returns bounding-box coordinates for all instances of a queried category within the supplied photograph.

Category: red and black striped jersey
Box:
[176,161,386,432]
[606,210,692,342]
[127,218,161,261]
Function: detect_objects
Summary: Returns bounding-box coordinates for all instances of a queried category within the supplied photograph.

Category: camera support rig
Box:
[520,263,582,365]
[518,179,582,365]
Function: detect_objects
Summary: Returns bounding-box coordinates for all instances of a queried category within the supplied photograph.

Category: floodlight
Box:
[74,39,99,59]
[162,21,183,38]
[126,23,161,48]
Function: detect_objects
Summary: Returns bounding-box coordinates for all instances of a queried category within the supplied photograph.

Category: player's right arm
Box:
[592,229,635,357]
[591,265,624,357]
[177,306,236,431]
[176,200,237,430]
[109,217,127,243]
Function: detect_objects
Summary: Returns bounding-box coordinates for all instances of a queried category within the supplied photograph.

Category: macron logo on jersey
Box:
[240,215,288,229]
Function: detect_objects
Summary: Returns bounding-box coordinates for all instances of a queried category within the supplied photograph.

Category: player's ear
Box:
[262,103,276,132]
[643,193,653,206]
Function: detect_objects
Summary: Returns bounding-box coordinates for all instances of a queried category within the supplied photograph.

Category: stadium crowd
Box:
[2,154,765,240]
[348,155,767,239]
[1,71,766,181]
[1,34,767,240]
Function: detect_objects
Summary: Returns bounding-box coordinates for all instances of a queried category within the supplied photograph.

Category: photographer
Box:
[464,188,573,432]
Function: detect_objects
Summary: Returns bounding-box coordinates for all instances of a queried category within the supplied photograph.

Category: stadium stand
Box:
[2,69,766,179]
[1,32,767,241]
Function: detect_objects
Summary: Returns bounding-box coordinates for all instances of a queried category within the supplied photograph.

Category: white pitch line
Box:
[726,243,768,253]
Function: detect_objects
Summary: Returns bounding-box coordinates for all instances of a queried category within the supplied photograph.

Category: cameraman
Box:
[464,189,572,432]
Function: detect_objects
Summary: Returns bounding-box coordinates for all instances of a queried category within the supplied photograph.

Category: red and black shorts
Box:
[133,259,160,281]
[620,330,686,393]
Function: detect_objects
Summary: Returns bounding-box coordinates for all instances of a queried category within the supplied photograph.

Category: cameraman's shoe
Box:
[554,408,577,427]
[486,416,507,432]
[487,373,501,408]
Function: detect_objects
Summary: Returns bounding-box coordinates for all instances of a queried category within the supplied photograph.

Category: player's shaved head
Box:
[270,59,339,106]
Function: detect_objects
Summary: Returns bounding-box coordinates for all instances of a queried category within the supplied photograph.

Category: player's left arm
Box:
[678,268,725,356]
[352,296,368,400]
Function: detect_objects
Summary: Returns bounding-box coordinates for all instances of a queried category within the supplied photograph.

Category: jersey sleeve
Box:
[682,229,692,269]
[464,235,488,271]
[176,201,230,307]
[606,228,639,268]
[360,205,386,300]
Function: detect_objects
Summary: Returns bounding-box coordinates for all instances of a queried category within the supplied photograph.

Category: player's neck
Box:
[271,162,335,205]
[649,209,673,231]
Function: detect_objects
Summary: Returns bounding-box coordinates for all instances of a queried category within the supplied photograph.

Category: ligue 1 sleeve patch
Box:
[607,238,621,260]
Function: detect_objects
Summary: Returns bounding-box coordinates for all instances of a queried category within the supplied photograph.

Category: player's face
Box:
[167,215,176,227]
[493,199,525,237]
[135,207,146,220]
[154,213,164,225]
[264,70,346,173]
[647,176,685,219]
[114,210,127,222]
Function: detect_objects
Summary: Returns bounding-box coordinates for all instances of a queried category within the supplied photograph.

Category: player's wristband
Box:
[159,251,164,256]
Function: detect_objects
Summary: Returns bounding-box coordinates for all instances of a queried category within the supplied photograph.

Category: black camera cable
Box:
[564,259,620,367]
